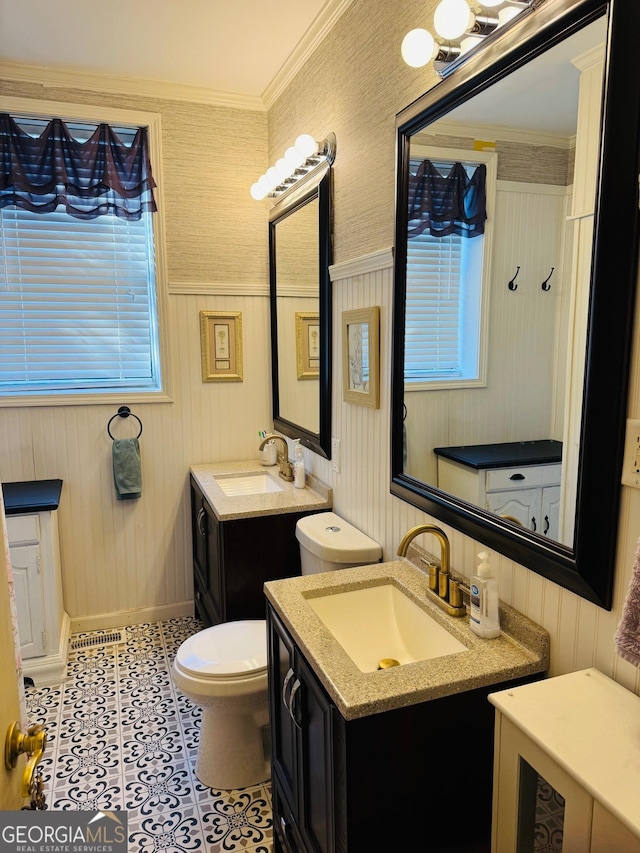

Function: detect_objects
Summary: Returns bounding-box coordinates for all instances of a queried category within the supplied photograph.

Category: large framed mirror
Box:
[269,165,332,458]
[391,0,640,608]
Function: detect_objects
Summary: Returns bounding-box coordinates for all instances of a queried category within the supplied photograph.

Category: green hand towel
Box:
[112,438,142,500]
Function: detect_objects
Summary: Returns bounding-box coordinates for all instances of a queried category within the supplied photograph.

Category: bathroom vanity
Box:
[265,559,549,852]
[190,462,332,626]
[3,479,70,685]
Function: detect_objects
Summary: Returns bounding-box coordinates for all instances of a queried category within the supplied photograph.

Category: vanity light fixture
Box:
[250,132,336,201]
[401,0,537,74]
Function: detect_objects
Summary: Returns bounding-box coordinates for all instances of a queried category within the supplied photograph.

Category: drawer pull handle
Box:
[282,668,295,708]
[197,507,206,536]
[544,515,550,535]
[509,473,525,480]
[288,678,302,729]
[531,516,537,532]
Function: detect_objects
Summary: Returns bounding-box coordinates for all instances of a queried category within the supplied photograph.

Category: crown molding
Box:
[0,1,354,113]
[262,0,355,109]
[420,118,574,150]
[0,60,266,111]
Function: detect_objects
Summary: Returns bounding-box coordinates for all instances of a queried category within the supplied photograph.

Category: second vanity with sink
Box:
[190,460,332,626]
[265,557,549,853]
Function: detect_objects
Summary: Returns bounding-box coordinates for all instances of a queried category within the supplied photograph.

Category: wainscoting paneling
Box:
[0,293,273,624]
[324,255,640,696]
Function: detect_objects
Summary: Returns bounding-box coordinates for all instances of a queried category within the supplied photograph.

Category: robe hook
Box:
[508,266,520,291]
[541,267,554,291]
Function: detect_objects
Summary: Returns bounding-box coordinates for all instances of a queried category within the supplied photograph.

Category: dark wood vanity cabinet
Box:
[268,603,542,853]
[190,475,314,627]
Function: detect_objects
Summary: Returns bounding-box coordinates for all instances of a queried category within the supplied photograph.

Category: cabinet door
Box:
[492,714,593,852]
[190,480,223,626]
[268,607,337,853]
[591,801,640,852]
[541,486,560,540]
[295,652,335,853]
[487,489,542,533]
[9,544,46,659]
[268,611,299,819]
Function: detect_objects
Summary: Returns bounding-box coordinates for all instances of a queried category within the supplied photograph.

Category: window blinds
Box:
[0,206,160,393]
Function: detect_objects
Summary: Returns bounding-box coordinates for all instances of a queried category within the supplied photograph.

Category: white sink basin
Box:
[307,583,468,673]
[215,473,284,496]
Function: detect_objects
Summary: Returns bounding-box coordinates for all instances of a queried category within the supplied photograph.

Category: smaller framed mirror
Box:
[269,166,332,458]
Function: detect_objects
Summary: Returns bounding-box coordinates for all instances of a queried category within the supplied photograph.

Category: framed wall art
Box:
[295,311,320,379]
[342,306,380,408]
[200,311,243,382]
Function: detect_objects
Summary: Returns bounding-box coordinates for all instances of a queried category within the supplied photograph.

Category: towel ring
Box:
[107,406,143,440]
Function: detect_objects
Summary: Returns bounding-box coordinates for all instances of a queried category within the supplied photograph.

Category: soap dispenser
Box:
[469,551,500,639]
[293,439,305,489]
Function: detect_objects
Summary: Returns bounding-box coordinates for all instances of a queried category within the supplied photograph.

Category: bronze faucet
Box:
[397,524,466,617]
[259,434,294,481]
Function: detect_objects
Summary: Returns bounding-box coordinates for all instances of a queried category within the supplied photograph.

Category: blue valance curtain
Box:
[0,114,156,220]
[408,160,486,239]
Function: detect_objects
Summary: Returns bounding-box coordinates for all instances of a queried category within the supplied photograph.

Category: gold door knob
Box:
[5,721,48,799]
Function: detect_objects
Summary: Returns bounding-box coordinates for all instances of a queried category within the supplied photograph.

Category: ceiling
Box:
[0,0,351,107]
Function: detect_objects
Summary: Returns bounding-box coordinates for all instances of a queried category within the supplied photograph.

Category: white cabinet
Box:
[489,669,640,852]
[438,457,561,536]
[6,510,70,685]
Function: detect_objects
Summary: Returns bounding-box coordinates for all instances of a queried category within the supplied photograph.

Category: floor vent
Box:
[69,630,127,651]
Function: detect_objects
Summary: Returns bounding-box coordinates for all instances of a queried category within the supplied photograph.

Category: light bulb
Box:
[266,166,280,189]
[460,34,482,55]
[250,182,266,200]
[434,0,474,40]
[285,146,304,170]
[258,174,271,195]
[276,157,292,179]
[401,28,436,68]
[498,5,521,25]
[294,133,318,158]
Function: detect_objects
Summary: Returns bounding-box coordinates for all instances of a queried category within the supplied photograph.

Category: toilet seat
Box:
[175,620,267,679]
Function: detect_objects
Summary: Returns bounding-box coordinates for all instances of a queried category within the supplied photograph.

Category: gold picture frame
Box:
[200,311,243,382]
[295,312,320,379]
[342,306,380,408]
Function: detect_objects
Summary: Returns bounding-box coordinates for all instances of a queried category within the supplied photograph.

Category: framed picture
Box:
[342,306,380,408]
[295,312,320,379]
[200,311,243,382]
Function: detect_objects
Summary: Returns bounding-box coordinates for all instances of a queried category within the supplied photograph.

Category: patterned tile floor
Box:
[25,616,273,852]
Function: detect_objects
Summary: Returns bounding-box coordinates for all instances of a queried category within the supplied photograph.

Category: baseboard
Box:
[23,611,72,687]
[70,600,195,634]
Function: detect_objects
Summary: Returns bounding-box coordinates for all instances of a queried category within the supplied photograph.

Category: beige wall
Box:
[1,0,640,700]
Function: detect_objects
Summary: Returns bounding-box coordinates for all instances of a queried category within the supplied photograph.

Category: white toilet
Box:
[172,511,381,790]
[296,511,382,574]
[172,620,269,790]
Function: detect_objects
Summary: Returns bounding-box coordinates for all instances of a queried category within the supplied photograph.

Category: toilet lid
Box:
[176,620,267,678]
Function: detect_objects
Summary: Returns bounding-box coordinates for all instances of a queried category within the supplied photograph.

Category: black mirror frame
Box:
[269,167,332,459]
[391,0,640,609]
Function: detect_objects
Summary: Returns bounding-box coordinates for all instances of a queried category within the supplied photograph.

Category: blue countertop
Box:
[2,479,64,515]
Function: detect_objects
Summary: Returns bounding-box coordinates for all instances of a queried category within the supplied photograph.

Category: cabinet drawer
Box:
[5,514,40,545]
[486,464,561,492]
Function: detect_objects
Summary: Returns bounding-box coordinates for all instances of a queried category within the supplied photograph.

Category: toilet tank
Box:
[295,511,382,575]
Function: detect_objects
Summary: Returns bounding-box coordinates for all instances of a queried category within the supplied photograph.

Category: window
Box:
[404,147,496,389]
[0,101,168,403]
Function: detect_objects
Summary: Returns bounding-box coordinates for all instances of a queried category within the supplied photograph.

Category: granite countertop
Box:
[190,460,332,521]
[2,479,64,515]
[265,556,549,721]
